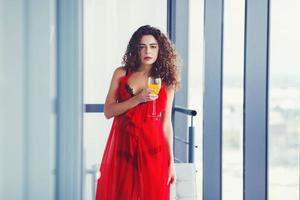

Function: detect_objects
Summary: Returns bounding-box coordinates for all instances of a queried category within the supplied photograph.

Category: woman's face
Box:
[138,35,159,66]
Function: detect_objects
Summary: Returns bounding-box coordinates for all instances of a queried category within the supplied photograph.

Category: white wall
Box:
[0,1,26,199]
[0,1,56,199]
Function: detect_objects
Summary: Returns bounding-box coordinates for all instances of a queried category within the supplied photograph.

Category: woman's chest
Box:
[126,73,148,95]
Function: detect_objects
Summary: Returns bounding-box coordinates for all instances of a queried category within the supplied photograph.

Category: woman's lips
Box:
[144,56,152,60]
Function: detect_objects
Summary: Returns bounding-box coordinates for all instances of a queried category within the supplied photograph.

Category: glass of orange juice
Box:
[148,77,161,118]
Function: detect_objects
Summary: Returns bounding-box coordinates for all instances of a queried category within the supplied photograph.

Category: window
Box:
[269,1,300,199]
[222,0,245,199]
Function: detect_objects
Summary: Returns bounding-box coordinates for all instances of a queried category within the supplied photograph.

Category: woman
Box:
[96,25,180,200]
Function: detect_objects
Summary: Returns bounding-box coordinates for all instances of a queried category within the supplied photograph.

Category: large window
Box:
[83,0,167,199]
[269,0,300,199]
[222,0,245,199]
[189,0,205,197]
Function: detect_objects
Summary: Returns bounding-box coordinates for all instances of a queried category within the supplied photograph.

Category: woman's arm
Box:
[162,85,177,185]
[162,85,175,165]
[104,67,157,119]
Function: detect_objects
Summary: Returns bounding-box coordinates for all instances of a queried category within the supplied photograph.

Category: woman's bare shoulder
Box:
[113,66,127,78]
[165,84,176,92]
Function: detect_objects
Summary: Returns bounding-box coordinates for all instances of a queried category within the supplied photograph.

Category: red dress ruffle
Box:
[95,72,170,200]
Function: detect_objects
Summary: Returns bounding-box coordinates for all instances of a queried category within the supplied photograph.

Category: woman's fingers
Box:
[167,164,177,186]
[137,89,158,102]
[167,171,176,186]
[149,94,158,100]
[170,176,175,185]
[147,89,158,100]
[167,175,175,185]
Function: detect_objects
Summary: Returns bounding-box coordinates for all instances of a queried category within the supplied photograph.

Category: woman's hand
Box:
[135,88,158,103]
[167,163,176,186]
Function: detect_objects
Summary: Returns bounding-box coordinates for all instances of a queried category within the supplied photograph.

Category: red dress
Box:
[95,72,170,200]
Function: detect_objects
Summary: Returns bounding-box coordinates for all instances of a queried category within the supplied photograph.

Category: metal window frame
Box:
[203,0,224,199]
[243,0,270,199]
[167,0,190,163]
[203,0,270,199]
[56,0,84,199]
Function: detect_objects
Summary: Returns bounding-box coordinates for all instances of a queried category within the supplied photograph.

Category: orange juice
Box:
[148,84,161,95]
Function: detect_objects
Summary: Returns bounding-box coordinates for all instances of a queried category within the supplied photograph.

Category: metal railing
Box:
[85,164,98,200]
[173,106,197,163]
[84,103,197,199]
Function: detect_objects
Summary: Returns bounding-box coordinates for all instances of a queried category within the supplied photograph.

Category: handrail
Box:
[85,104,104,112]
[84,104,197,116]
[174,106,197,116]
[172,106,197,163]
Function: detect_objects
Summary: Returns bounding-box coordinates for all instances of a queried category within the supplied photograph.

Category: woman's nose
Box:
[145,46,151,54]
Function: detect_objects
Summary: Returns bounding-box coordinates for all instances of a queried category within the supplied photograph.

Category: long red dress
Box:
[95,72,170,200]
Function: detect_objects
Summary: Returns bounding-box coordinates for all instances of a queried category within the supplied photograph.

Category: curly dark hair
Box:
[122,25,181,89]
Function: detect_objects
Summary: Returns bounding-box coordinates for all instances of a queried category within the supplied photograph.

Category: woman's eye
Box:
[151,45,157,49]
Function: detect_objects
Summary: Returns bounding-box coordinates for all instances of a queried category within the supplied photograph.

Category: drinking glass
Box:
[147,77,161,118]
